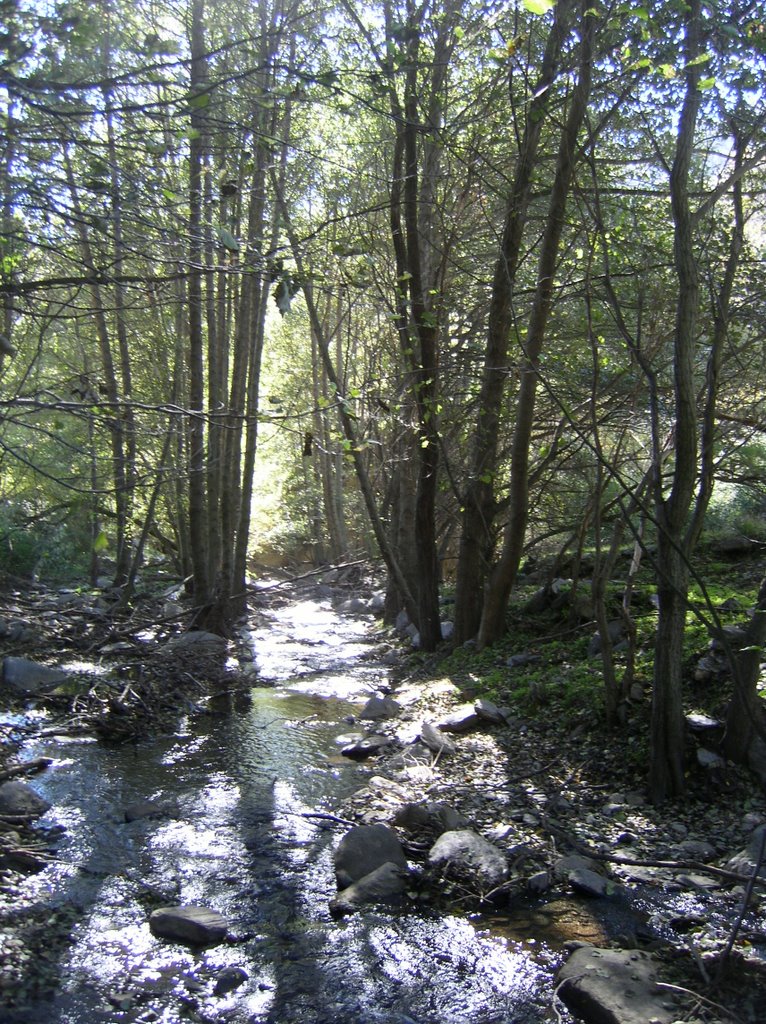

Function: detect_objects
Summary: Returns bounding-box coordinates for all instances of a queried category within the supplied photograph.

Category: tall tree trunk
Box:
[648,0,703,803]
[477,3,595,648]
[63,149,132,585]
[186,0,211,616]
[0,101,16,369]
[453,0,576,643]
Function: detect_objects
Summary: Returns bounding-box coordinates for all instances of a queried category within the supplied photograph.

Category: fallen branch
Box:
[0,757,53,781]
[299,811,356,827]
[542,816,760,884]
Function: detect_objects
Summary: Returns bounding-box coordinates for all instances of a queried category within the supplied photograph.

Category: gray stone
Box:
[2,656,68,696]
[359,695,401,721]
[552,854,599,881]
[341,733,393,760]
[685,712,721,732]
[149,905,228,945]
[436,704,480,733]
[428,829,508,889]
[124,799,166,823]
[527,870,551,894]
[165,631,227,654]
[0,780,51,819]
[474,698,508,725]
[329,861,408,917]
[213,967,248,996]
[725,824,766,877]
[588,619,626,658]
[671,839,716,864]
[340,597,370,615]
[697,747,725,768]
[569,867,612,898]
[711,623,750,651]
[333,824,408,889]
[390,741,435,768]
[393,801,470,836]
[557,946,677,1024]
[369,592,386,614]
[506,652,541,670]
[440,620,454,641]
[394,610,410,633]
[677,872,720,890]
[420,721,456,755]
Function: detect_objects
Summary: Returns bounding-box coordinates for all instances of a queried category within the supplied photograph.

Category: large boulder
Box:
[329,861,408,918]
[148,905,228,945]
[2,657,68,696]
[557,946,678,1024]
[428,830,508,890]
[0,780,51,819]
[333,824,408,889]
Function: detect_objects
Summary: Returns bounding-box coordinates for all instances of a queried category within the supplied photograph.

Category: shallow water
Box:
[9,591,576,1024]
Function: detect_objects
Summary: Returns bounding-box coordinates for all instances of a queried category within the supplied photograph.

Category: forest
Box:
[1,0,765,811]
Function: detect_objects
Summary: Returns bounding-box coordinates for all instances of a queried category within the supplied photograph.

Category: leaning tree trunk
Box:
[453,0,576,644]
[477,2,595,649]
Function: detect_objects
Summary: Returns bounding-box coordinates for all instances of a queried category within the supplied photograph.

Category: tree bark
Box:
[453,0,576,643]
[477,1,595,648]
[186,0,211,616]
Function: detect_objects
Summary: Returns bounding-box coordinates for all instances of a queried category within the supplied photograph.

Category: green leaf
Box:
[187,91,211,110]
[698,76,716,90]
[454,25,465,41]
[687,52,711,66]
[93,531,109,554]
[216,227,240,252]
[522,0,556,15]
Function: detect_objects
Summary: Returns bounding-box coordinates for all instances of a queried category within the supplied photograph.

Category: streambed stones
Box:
[333,823,407,888]
[148,905,228,945]
[557,946,678,1024]
[428,829,508,890]
[0,781,51,819]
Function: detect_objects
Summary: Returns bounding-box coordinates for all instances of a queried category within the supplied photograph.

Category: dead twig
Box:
[656,981,745,1024]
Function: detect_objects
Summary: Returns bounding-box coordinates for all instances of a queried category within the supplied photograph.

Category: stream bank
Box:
[0,567,765,1023]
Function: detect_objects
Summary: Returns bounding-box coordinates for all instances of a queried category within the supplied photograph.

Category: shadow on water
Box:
[5,590,573,1024]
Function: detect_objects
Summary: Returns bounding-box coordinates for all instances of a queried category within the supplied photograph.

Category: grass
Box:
[430,547,763,734]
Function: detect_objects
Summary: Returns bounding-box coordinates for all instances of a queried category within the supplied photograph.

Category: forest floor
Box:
[348,544,766,1024]
[0,549,765,1022]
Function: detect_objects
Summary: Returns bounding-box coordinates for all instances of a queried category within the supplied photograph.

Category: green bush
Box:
[0,501,90,582]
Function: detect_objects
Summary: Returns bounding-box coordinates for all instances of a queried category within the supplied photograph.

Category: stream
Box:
[7,586,582,1024]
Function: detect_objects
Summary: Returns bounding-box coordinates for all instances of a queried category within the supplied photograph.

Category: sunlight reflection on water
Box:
[12,590,572,1024]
